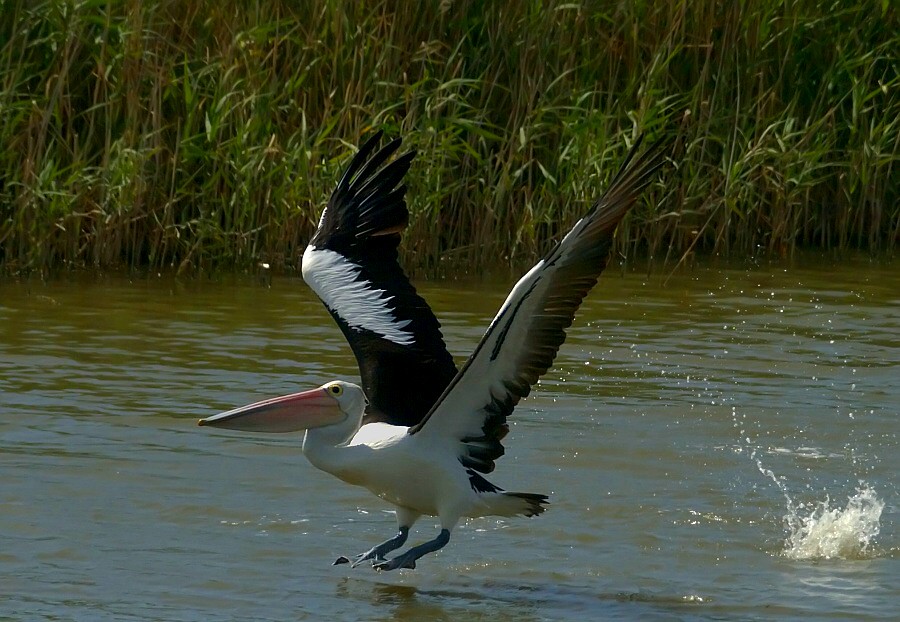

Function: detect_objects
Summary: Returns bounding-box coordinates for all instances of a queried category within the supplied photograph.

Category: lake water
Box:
[1,260,897,621]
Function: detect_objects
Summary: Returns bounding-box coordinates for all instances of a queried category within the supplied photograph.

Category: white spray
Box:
[732,406,884,560]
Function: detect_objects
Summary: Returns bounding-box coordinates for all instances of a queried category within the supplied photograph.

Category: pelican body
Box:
[199,131,667,570]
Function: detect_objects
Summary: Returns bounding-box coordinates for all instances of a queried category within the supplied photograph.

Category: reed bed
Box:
[1,0,897,276]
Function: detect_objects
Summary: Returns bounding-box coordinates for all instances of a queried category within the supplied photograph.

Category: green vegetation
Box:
[1,0,897,276]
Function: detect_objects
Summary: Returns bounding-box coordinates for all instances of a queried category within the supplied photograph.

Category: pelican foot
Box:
[333,526,410,568]
[372,528,450,572]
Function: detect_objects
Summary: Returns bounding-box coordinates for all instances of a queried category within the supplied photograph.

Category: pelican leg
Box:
[373,529,450,571]
[333,526,410,567]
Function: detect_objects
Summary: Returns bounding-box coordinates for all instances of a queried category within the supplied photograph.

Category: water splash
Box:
[782,485,884,560]
[731,407,885,561]
[750,448,885,560]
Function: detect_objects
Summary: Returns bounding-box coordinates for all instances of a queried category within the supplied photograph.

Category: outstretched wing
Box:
[409,135,668,472]
[302,132,458,427]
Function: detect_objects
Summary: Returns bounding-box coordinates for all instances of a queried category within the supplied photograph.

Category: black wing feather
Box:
[303,132,458,427]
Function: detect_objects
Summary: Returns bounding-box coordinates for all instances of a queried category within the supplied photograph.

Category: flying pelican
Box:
[199,131,667,571]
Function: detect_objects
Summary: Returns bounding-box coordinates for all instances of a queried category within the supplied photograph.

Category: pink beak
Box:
[198,387,344,433]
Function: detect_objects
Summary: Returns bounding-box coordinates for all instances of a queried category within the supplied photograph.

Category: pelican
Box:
[199,131,667,570]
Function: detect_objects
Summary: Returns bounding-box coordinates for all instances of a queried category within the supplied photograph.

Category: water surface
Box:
[1,260,897,620]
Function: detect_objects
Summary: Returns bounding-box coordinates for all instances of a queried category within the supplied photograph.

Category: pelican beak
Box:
[198,387,343,433]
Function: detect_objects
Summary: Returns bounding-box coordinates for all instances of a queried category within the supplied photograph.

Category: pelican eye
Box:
[328,384,343,396]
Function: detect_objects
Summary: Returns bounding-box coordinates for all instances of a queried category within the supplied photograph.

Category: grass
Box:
[0,0,897,277]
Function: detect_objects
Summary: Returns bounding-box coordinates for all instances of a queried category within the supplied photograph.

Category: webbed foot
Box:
[371,528,450,572]
[332,526,410,568]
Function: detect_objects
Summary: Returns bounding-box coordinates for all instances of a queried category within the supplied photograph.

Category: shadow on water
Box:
[334,575,714,621]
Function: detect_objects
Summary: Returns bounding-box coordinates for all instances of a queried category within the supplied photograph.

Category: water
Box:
[1,260,897,621]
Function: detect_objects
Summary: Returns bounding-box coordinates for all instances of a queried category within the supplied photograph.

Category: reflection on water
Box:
[334,575,711,621]
[1,259,898,620]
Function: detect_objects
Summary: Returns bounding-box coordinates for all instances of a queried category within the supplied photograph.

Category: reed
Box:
[1,0,897,276]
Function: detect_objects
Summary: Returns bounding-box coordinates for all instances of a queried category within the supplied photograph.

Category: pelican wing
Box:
[302,132,458,427]
[409,135,668,473]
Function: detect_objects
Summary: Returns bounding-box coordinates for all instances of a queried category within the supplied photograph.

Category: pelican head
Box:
[198,381,366,434]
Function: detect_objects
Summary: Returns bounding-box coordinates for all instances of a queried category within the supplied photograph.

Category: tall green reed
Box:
[1,0,896,276]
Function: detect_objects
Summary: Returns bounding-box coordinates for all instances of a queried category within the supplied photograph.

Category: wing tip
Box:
[315,131,417,247]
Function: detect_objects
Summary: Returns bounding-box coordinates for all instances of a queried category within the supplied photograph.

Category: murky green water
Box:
[1,260,897,621]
